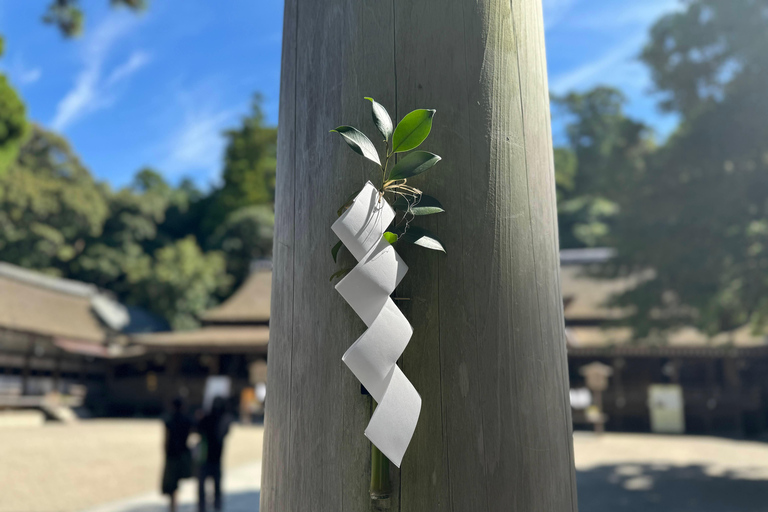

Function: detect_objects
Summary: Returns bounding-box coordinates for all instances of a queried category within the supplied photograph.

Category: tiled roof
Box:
[201,268,271,324]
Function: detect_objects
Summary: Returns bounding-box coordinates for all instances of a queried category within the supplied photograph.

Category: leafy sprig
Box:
[330,97,445,280]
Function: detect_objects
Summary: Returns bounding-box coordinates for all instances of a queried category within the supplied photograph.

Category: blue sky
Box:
[0,0,679,188]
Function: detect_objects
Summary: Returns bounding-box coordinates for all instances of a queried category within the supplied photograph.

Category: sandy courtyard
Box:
[4,421,768,512]
[0,420,263,512]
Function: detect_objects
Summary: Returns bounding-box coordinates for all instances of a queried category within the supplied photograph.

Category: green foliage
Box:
[0,64,270,330]
[600,0,768,337]
[364,97,393,141]
[63,168,231,329]
[331,126,381,165]
[388,151,441,181]
[43,0,146,37]
[128,236,230,330]
[207,205,274,289]
[331,240,343,263]
[552,87,651,249]
[203,96,277,238]
[391,194,444,216]
[330,98,445,280]
[220,96,277,207]
[0,125,240,330]
[0,65,29,175]
[391,109,435,153]
[0,126,108,272]
[329,267,353,282]
[382,232,398,245]
[553,147,576,197]
[391,225,445,253]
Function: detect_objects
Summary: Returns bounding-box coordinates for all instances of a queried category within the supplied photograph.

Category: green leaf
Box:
[330,267,354,282]
[394,226,446,252]
[388,151,441,180]
[391,109,436,153]
[365,97,393,142]
[331,126,381,165]
[331,240,343,263]
[383,232,398,244]
[392,194,445,216]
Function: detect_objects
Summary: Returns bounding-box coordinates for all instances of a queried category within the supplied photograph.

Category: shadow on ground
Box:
[106,491,260,512]
[578,464,768,512]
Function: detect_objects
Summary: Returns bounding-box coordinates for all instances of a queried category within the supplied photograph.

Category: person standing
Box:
[162,397,193,512]
[197,396,232,512]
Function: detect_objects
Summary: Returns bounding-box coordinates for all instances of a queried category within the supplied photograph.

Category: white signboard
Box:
[203,376,231,412]
[648,384,685,434]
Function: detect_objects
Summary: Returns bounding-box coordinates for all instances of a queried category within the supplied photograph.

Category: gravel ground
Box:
[4,422,768,512]
[0,420,264,512]
[574,432,768,511]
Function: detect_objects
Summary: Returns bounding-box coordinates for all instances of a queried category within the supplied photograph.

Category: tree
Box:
[126,236,230,330]
[72,168,231,329]
[201,96,278,238]
[552,87,651,248]
[197,95,277,289]
[0,132,230,330]
[0,4,269,329]
[261,0,576,510]
[207,205,274,289]
[0,126,108,273]
[219,95,277,208]
[606,0,768,336]
[43,0,146,37]
[0,38,29,175]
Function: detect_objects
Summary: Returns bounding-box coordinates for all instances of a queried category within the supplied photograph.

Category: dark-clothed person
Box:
[162,397,193,512]
[198,396,232,512]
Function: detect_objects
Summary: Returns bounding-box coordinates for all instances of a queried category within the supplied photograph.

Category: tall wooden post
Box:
[261,0,578,510]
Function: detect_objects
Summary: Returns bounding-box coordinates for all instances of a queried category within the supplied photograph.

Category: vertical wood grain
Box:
[262,0,578,510]
[258,0,297,509]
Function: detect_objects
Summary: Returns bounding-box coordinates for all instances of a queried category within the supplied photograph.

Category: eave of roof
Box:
[132,326,270,353]
[201,270,271,325]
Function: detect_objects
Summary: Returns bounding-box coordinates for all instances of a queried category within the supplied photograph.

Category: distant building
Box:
[105,266,271,416]
[563,248,768,435]
[0,262,165,414]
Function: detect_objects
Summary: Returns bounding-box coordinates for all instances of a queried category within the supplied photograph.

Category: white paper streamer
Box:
[332,181,421,468]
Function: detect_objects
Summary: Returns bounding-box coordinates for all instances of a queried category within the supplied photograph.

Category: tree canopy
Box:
[0,38,28,176]
[602,0,768,337]
[0,91,275,330]
[43,0,146,37]
[553,87,652,249]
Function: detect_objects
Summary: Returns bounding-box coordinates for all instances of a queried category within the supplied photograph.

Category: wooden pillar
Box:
[669,358,681,384]
[705,359,717,433]
[79,357,87,385]
[612,357,625,431]
[261,0,577,510]
[21,353,30,396]
[724,357,743,434]
[53,355,62,393]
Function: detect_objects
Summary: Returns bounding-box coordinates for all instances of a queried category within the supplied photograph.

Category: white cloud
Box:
[543,0,579,30]
[51,14,150,131]
[156,83,243,183]
[548,0,683,94]
[550,34,646,93]
[17,67,42,85]
[106,51,151,86]
[2,53,43,86]
[161,109,237,181]
[571,0,682,30]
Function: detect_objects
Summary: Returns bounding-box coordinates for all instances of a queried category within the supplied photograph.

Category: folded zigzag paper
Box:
[331,181,421,467]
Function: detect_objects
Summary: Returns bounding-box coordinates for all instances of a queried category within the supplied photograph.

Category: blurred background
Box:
[0,0,766,511]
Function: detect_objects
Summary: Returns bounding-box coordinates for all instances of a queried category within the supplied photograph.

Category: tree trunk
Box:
[261,0,578,510]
